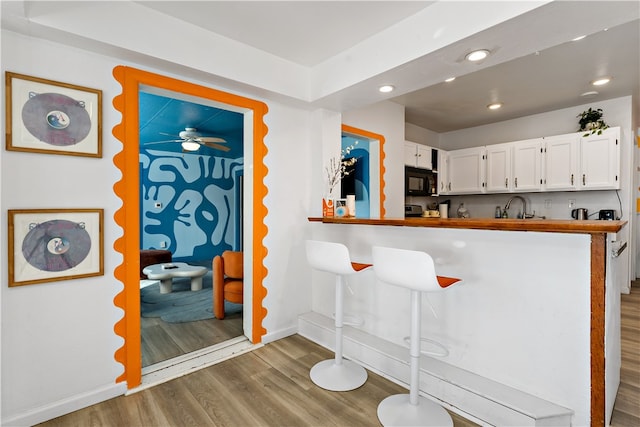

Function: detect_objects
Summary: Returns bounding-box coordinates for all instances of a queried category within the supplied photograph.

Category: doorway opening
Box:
[112,66,268,389]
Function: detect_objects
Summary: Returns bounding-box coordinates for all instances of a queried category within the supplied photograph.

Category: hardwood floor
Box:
[40,334,478,427]
[611,280,640,426]
[141,312,243,367]
[38,281,639,426]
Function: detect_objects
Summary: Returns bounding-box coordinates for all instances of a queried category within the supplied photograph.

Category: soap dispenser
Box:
[495,206,502,218]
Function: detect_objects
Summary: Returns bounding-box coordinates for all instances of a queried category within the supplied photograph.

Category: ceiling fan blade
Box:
[197,136,227,143]
[159,132,180,138]
[144,139,182,145]
[202,141,231,152]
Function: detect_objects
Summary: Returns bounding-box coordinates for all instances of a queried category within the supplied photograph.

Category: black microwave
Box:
[405,166,437,196]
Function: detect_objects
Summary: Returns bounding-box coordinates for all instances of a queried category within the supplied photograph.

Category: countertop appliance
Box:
[405,166,437,197]
[571,208,588,220]
[405,204,423,217]
[599,209,616,220]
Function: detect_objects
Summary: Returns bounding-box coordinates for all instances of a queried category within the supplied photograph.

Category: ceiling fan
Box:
[145,127,230,152]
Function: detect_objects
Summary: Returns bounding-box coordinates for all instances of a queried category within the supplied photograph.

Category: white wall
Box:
[1,29,316,424]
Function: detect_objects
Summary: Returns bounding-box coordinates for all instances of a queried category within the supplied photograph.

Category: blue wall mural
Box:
[140,149,243,263]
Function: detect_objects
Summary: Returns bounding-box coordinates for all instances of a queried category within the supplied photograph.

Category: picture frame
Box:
[8,209,104,287]
[5,72,102,157]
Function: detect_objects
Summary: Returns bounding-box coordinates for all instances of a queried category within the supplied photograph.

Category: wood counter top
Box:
[308,216,626,234]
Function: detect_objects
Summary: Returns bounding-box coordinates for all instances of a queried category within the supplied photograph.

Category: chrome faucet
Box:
[504,196,534,219]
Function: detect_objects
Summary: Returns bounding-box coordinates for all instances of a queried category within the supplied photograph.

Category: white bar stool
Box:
[305,240,372,391]
[371,246,461,427]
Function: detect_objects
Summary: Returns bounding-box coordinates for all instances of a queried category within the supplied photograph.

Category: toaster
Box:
[598,209,616,220]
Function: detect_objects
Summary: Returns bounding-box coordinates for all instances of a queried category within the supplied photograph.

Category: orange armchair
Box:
[213,251,244,319]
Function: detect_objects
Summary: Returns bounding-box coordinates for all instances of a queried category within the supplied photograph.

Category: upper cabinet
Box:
[435,126,620,196]
[447,147,485,194]
[543,133,580,191]
[512,138,543,192]
[485,143,512,193]
[579,127,620,190]
[404,141,434,170]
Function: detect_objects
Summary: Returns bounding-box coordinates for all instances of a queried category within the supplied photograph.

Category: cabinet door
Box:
[416,145,433,170]
[438,150,448,194]
[512,138,543,192]
[580,127,620,190]
[485,143,512,193]
[544,133,579,191]
[447,147,485,194]
[404,141,418,167]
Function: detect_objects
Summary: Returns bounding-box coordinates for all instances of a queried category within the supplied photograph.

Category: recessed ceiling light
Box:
[444,77,456,83]
[572,35,586,41]
[487,103,502,110]
[592,77,611,86]
[379,85,395,93]
[465,49,490,62]
[581,91,599,97]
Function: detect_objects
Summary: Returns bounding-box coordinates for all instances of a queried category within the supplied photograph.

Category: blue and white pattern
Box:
[140,149,243,262]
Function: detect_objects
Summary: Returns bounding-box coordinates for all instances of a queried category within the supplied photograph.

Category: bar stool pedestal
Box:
[306,240,371,391]
[372,245,461,427]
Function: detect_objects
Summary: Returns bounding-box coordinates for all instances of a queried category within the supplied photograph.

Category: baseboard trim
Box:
[262,325,297,344]
[299,311,574,427]
[1,382,127,427]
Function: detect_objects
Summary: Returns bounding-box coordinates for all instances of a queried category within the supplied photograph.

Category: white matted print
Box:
[6,72,102,157]
[8,209,104,287]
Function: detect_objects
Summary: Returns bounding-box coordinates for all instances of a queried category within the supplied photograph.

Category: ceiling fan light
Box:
[181,141,200,151]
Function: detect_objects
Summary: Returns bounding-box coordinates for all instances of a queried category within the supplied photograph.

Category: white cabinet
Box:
[404,141,434,170]
[447,147,485,194]
[438,150,449,194]
[512,138,543,192]
[543,133,579,191]
[580,127,620,190]
[543,127,620,191]
[485,143,511,193]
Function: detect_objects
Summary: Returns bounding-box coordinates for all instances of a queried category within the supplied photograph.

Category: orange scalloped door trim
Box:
[341,124,386,218]
[112,66,268,388]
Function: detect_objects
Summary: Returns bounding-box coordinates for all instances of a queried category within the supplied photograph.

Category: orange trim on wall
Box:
[341,124,386,218]
[112,66,268,388]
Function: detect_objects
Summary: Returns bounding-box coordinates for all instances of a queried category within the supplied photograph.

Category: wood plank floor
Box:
[610,280,640,426]
[141,312,243,366]
[39,280,639,426]
[39,334,478,427]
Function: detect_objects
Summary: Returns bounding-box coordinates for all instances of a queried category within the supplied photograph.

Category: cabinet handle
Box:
[441,182,444,191]
[448,182,451,191]
[515,177,518,188]
[583,174,586,186]
[505,178,508,188]
[571,174,574,185]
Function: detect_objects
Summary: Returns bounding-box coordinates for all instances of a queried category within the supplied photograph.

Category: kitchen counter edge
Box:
[308,217,626,234]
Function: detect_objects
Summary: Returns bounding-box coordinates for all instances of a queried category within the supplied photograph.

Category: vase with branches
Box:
[324,142,358,199]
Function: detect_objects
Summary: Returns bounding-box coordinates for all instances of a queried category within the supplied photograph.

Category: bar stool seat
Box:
[372,246,461,427]
[306,240,372,391]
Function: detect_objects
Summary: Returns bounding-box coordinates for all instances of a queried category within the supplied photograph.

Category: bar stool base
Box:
[377,394,453,427]
[310,359,367,391]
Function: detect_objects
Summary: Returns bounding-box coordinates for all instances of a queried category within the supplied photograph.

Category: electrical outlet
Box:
[569,199,576,209]
[544,199,551,209]
[160,241,167,248]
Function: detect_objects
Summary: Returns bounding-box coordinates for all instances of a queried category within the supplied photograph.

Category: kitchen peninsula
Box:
[304,216,626,426]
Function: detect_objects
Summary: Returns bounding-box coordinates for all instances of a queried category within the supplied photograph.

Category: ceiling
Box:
[133,0,639,142]
[5,1,638,145]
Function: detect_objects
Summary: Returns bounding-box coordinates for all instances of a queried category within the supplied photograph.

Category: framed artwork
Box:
[5,72,102,157]
[8,209,104,287]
